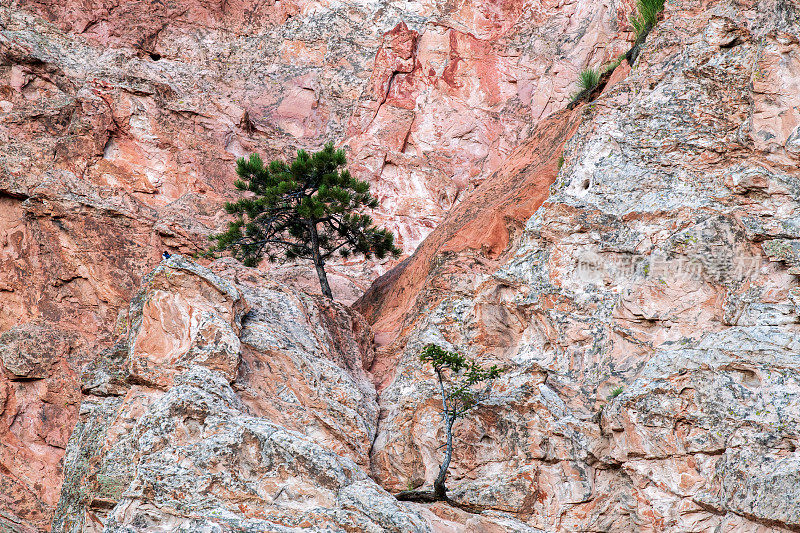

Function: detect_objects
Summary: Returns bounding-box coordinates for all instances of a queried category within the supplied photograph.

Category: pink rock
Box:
[6,0,800,530]
[127,262,247,389]
[0,321,83,533]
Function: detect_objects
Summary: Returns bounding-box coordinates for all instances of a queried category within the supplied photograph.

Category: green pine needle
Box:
[630,0,665,40]
[207,143,401,297]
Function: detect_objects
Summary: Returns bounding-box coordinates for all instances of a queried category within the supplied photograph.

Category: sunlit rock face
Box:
[357,1,800,531]
[6,0,632,254]
[0,1,630,528]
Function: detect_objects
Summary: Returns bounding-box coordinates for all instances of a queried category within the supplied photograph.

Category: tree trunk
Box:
[433,414,455,500]
[307,221,333,299]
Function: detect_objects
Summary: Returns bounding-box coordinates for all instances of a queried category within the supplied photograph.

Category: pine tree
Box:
[207,143,400,299]
[419,344,505,500]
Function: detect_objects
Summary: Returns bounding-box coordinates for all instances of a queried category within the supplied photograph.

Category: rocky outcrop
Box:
[53,256,426,532]
[0,2,633,527]
[57,366,428,533]
[6,0,800,531]
[357,1,800,531]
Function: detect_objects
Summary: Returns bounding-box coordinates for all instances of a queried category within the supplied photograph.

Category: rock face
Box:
[0,322,83,533]
[5,0,800,532]
[53,255,427,532]
[0,2,632,528]
[357,1,800,531]
[4,0,632,253]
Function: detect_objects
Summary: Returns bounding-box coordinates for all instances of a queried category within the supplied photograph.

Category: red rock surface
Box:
[0,322,83,533]
[0,2,630,528]
[11,0,800,531]
[356,106,583,360]
[52,256,422,532]
[356,1,800,531]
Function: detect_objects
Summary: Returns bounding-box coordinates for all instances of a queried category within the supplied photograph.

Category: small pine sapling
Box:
[419,344,505,500]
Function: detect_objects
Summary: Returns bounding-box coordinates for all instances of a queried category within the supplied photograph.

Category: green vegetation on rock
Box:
[630,0,666,40]
[206,142,400,299]
[418,344,505,500]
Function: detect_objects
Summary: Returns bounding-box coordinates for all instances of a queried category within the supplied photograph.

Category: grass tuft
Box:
[571,67,600,104]
[578,67,600,93]
[630,0,665,39]
[570,52,628,106]
[569,66,600,104]
[608,386,624,399]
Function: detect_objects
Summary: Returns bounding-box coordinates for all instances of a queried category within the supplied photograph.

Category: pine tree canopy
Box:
[207,143,399,298]
[419,344,505,419]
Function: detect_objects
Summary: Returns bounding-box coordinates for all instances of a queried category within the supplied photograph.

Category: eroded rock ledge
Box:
[53,256,426,532]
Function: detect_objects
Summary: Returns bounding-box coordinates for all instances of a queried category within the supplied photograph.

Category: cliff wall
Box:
[0,1,627,529]
[2,0,800,531]
[358,1,800,530]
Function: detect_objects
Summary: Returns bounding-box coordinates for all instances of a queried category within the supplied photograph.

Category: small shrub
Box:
[558,155,565,169]
[418,344,505,500]
[608,386,624,399]
[570,66,600,104]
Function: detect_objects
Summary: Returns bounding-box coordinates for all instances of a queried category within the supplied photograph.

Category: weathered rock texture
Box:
[357,1,800,531]
[5,0,800,531]
[3,0,632,253]
[0,322,83,533]
[53,255,429,532]
[0,0,631,529]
